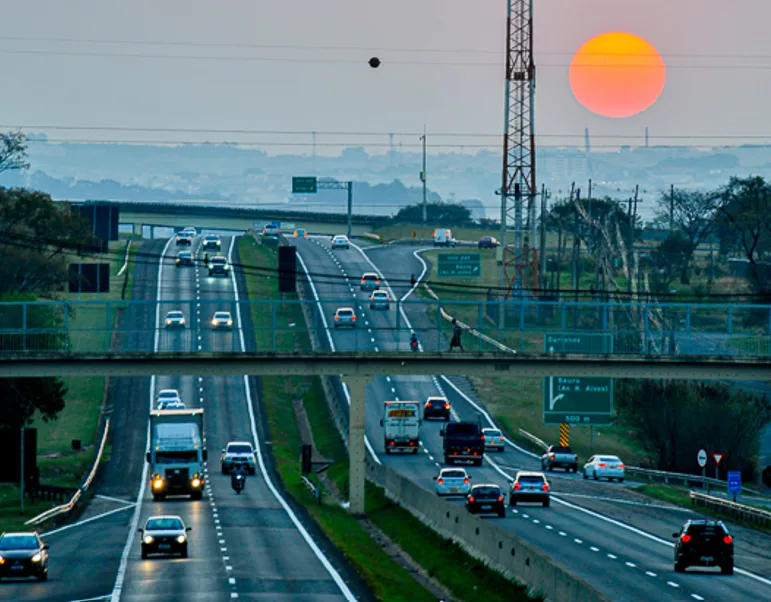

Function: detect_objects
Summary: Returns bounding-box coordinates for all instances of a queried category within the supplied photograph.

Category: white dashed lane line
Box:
[691,595,705,601]
[667,581,680,588]
[574,538,582,544]
[625,562,636,568]
[607,553,618,559]
[590,546,599,552]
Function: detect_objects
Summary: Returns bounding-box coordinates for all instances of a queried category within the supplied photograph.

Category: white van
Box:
[433,228,456,247]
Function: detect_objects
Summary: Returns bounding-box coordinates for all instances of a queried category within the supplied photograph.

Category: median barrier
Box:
[367,456,610,602]
[690,491,771,528]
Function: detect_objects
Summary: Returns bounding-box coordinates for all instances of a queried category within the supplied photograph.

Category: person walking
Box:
[449,319,464,352]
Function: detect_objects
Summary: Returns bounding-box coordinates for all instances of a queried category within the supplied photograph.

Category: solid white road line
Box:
[43,504,136,537]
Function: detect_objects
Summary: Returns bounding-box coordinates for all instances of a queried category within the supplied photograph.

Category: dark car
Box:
[0,532,49,581]
[208,256,230,277]
[176,251,194,267]
[478,236,500,249]
[465,484,506,518]
[423,396,451,421]
[175,232,193,246]
[673,520,733,574]
[140,515,191,559]
[202,235,222,251]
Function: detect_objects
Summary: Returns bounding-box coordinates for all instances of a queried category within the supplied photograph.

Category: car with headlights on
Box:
[360,272,380,291]
[333,307,356,328]
[221,441,257,475]
[208,255,230,277]
[434,468,471,497]
[139,516,191,559]
[156,389,182,409]
[202,235,222,251]
[509,471,550,507]
[164,310,186,329]
[423,396,451,421]
[0,532,49,581]
[331,235,350,249]
[211,311,234,330]
[369,290,391,310]
[176,251,194,267]
[175,232,193,246]
[465,484,506,517]
[673,520,733,575]
[583,455,625,482]
[482,428,505,452]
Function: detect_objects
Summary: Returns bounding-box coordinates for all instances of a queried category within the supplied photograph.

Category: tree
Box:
[0,377,67,431]
[650,233,691,293]
[714,176,771,271]
[0,130,29,174]
[0,187,96,298]
[393,201,471,224]
[655,189,718,283]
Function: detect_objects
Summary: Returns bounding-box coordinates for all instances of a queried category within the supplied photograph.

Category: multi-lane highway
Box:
[292,235,771,602]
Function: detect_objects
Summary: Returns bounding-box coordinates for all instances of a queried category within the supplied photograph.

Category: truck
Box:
[380,401,421,454]
[440,421,485,466]
[433,228,456,247]
[146,409,207,500]
[541,445,578,473]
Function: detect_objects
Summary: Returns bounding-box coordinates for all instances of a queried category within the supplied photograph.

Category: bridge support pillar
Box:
[346,377,369,515]
[133,222,143,236]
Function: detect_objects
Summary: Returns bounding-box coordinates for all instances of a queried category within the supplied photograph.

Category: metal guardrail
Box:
[300,475,322,505]
[518,429,548,451]
[117,240,133,276]
[624,466,765,495]
[690,491,771,528]
[25,418,110,526]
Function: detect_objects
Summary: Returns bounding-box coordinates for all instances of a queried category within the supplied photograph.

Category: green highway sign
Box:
[542,332,613,425]
[292,176,318,194]
[437,253,481,277]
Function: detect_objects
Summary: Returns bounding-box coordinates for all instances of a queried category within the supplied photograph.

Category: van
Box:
[433,228,456,247]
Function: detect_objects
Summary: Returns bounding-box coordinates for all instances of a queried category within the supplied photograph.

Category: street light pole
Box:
[20,427,25,514]
[420,125,427,223]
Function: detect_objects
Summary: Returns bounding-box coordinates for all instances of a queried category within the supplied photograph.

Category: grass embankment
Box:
[636,484,771,536]
[416,248,646,465]
[239,235,535,602]
[0,240,142,531]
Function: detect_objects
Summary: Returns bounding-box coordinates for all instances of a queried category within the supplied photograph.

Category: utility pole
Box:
[539,184,548,290]
[420,125,427,223]
[20,427,25,514]
[627,185,640,294]
[670,184,675,232]
[347,181,354,239]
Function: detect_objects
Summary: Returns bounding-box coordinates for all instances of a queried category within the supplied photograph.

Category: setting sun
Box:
[569,32,666,118]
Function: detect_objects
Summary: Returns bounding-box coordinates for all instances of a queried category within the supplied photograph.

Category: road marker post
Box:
[559,423,570,447]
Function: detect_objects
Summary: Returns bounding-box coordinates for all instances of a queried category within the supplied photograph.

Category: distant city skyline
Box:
[2,0,771,156]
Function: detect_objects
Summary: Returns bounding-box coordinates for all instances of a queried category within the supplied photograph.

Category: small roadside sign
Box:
[697,449,707,468]
[712,452,724,465]
[728,471,741,501]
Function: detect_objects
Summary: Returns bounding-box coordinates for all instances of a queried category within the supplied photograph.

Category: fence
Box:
[690,491,771,529]
[0,298,770,357]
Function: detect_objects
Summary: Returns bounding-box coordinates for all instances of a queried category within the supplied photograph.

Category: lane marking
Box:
[645,571,656,577]
[43,503,136,537]
[590,547,600,552]
[95,494,136,505]
[691,595,705,601]
[667,581,679,588]
[625,562,636,568]
[574,538,582,544]
[607,553,617,559]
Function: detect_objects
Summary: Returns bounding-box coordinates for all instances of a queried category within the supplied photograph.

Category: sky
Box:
[1,0,771,155]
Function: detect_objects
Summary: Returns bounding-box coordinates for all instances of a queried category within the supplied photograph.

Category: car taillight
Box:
[445,404,451,410]
[724,536,733,544]
[463,478,470,484]
[497,496,504,503]
[680,534,691,543]
[550,454,555,460]
[499,436,504,441]
[542,482,549,492]
[437,478,444,484]
[514,482,521,491]
[361,279,366,283]
[618,464,625,469]
[352,315,357,321]
[376,279,380,283]
[598,463,607,468]
[468,496,475,503]
[334,315,339,320]
[480,435,485,440]
[408,441,415,446]
[389,441,395,446]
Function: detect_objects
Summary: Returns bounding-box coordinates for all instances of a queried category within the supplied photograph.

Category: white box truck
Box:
[380,401,421,454]
[433,228,456,247]
[146,408,207,500]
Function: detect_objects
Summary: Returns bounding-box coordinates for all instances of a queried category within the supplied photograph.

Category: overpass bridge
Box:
[4,350,769,513]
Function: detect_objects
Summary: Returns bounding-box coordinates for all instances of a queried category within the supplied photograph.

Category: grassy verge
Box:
[239,235,536,602]
[636,484,771,535]
[0,240,143,532]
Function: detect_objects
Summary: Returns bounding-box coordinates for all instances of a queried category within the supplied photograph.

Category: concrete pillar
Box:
[346,376,369,515]
[133,222,142,236]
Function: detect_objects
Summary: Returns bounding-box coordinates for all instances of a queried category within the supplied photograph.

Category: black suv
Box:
[465,484,506,518]
[673,520,734,575]
[423,396,450,421]
[0,531,49,581]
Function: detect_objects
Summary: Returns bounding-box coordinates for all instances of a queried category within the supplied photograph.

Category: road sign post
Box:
[712,452,724,480]
[697,448,707,479]
[727,471,741,502]
[437,253,481,277]
[543,333,613,425]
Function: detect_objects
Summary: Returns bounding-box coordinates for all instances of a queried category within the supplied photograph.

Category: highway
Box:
[292,235,771,602]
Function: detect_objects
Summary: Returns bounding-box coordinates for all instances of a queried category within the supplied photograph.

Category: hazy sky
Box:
[2,1,770,154]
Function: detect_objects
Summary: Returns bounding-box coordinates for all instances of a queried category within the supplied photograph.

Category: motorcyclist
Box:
[231,471,245,494]
[409,331,419,350]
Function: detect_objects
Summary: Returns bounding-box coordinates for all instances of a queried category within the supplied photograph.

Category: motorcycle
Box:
[231,472,246,494]
[410,336,419,351]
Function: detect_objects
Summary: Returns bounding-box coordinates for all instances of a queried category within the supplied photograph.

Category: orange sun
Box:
[569,32,666,118]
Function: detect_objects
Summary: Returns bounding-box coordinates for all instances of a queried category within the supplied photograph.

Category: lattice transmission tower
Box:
[498,0,538,297]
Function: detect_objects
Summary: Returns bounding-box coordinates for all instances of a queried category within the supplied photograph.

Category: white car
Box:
[583,455,625,482]
[434,468,471,497]
[182,227,197,236]
[156,389,182,409]
[220,441,257,475]
[331,235,350,249]
[369,290,391,310]
[164,310,186,329]
[333,307,356,327]
[211,311,234,330]
[482,428,505,452]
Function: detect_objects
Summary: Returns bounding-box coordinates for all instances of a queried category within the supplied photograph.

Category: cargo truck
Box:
[146,408,207,500]
[380,401,421,454]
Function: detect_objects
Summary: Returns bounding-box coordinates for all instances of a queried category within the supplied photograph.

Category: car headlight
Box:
[31,553,42,563]
[224,265,230,270]
[152,477,164,490]
[208,263,214,269]
[227,320,233,326]
[191,477,201,488]
[0,556,5,564]
[180,319,185,324]
[211,319,217,325]
[143,535,154,545]
[176,535,187,544]
[166,320,171,325]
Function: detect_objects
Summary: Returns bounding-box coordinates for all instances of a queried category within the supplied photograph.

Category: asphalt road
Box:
[292,236,771,602]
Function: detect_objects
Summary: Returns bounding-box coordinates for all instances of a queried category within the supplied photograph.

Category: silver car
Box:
[583,455,625,482]
[360,272,380,291]
[509,471,550,507]
[333,307,356,327]
[211,311,234,330]
[221,441,257,475]
[164,310,186,329]
[434,468,471,497]
[202,235,222,250]
[482,428,505,452]
[369,290,391,310]
[156,389,182,409]
[331,235,350,249]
